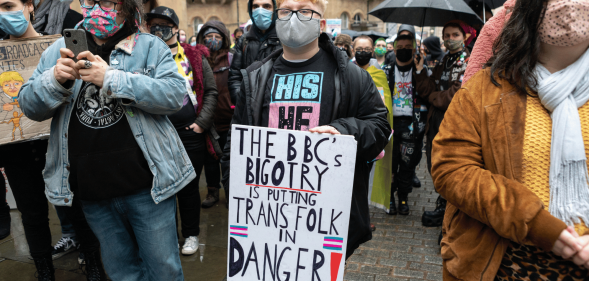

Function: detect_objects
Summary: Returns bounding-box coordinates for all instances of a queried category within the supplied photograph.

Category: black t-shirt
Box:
[68,27,152,201]
[167,97,205,152]
[262,49,336,130]
[439,51,462,91]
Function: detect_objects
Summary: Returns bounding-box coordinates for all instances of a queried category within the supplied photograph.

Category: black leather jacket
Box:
[221,33,391,259]
[227,26,281,105]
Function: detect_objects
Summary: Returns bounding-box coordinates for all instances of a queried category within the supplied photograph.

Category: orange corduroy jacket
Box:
[431,69,571,281]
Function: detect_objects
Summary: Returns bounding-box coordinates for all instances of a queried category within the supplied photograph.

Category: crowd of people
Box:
[1,0,589,280]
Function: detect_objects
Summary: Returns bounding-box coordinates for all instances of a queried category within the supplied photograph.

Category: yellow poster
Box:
[366,66,393,212]
[0,35,60,145]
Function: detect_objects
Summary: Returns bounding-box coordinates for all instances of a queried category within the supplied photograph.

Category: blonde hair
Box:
[0,71,24,85]
[276,0,328,14]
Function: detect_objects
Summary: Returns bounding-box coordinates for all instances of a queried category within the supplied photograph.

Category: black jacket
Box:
[221,33,391,258]
[227,26,282,105]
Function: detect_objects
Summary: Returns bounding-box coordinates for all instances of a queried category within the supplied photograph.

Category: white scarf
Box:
[533,48,589,227]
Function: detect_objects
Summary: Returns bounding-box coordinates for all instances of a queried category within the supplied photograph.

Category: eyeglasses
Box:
[276,9,322,21]
[355,47,372,52]
[81,0,122,11]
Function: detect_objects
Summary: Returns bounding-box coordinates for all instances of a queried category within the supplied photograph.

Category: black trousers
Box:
[176,148,205,238]
[0,174,9,221]
[0,140,99,259]
[203,130,229,189]
[391,117,425,196]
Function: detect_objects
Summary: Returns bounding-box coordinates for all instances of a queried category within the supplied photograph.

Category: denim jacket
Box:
[18,33,196,206]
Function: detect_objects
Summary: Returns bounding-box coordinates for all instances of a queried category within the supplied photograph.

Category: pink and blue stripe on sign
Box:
[230,225,248,238]
[323,236,343,251]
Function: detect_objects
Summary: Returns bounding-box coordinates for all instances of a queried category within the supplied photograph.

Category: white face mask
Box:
[276,13,320,49]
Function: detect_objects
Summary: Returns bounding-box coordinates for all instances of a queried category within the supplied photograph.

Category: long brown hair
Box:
[486,0,548,95]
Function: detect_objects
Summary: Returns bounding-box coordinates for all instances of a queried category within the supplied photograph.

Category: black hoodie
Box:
[423,36,445,67]
[227,0,282,105]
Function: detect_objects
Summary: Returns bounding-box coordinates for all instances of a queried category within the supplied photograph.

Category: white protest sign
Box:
[326,19,342,36]
[227,125,357,281]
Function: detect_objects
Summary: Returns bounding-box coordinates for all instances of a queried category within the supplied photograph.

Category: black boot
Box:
[224,188,229,209]
[397,193,410,215]
[422,195,446,227]
[387,197,397,215]
[412,175,421,188]
[81,250,107,281]
[0,212,10,240]
[33,256,55,281]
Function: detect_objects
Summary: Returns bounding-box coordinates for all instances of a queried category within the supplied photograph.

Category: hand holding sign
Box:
[309,125,340,135]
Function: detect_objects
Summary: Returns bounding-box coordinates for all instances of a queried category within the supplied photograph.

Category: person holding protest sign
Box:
[18,0,193,279]
[146,6,219,256]
[220,0,391,259]
[0,0,104,280]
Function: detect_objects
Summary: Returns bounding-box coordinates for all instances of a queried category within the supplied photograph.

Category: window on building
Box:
[340,12,349,29]
[193,17,203,35]
[353,13,362,23]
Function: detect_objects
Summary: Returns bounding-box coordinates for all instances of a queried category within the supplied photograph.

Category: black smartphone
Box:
[63,29,88,62]
[416,53,422,62]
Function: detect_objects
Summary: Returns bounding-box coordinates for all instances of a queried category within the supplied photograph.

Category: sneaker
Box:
[201,187,219,208]
[78,252,85,265]
[51,237,77,260]
[182,236,199,255]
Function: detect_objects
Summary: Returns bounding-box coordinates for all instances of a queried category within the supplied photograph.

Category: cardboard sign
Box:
[0,35,60,146]
[227,125,357,281]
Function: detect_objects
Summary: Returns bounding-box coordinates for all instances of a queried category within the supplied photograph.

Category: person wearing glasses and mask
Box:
[220,0,391,260]
[18,0,192,279]
[228,0,282,104]
[146,6,218,257]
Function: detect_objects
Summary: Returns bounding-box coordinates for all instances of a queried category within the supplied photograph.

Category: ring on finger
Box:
[84,60,93,69]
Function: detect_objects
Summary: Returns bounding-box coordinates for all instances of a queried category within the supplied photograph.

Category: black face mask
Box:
[396,48,414,63]
[150,25,175,42]
[355,51,372,66]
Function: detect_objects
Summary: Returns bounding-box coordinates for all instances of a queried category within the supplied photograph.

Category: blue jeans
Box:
[55,206,76,238]
[82,189,183,281]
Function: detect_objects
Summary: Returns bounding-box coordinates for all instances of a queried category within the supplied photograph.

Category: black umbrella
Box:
[465,0,506,22]
[465,0,506,10]
[340,29,390,41]
[369,0,484,28]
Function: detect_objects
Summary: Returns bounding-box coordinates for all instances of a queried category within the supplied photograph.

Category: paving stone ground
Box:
[343,154,443,281]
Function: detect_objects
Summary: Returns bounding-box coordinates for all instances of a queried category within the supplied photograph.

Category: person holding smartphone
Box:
[0,1,104,280]
[18,0,192,279]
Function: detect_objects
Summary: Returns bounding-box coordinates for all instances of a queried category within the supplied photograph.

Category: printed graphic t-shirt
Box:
[392,63,414,117]
[68,28,152,201]
[262,49,336,130]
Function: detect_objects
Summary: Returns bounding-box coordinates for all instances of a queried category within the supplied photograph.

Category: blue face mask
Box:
[252,7,273,30]
[0,8,30,37]
[190,42,197,47]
